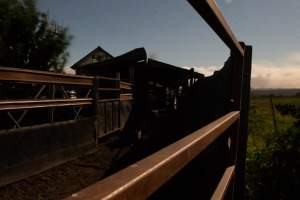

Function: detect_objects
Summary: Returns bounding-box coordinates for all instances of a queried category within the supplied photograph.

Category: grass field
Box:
[247,96,300,152]
[246,95,300,199]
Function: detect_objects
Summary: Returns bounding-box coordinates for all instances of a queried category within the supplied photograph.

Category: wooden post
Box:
[269,95,278,134]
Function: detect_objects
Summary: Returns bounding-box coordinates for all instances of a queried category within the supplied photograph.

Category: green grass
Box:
[273,96,300,105]
[247,96,298,152]
[246,96,300,199]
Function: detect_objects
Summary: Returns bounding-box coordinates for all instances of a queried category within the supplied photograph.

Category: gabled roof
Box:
[71,46,113,69]
[75,48,147,74]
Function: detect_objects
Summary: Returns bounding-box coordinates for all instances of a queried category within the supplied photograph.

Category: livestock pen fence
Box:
[0,66,134,187]
[65,0,252,200]
[0,0,252,199]
[0,66,133,138]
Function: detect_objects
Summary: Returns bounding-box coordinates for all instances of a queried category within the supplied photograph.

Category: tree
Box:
[0,0,72,72]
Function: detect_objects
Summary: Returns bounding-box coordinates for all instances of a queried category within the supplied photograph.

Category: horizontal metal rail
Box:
[120,82,133,90]
[0,66,93,85]
[96,96,134,103]
[0,67,119,85]
[65,111,240,200]
[98,88,121,91]
[98,98,120,103]
[0,95,135,111]
[120,93,133,101]
[187,0,244,56]
[211,165,236,200]
[0,98,93,111]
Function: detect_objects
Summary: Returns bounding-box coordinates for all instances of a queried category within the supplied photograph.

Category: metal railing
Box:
[65,112,240,200]
[0,0,251,198]
[187,0,244,56]
[0,66,133,131]
[65,0,252,199]
[0,66,94,85]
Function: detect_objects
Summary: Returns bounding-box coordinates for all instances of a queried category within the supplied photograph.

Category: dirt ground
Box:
[0,136,131,200]
[0,113,182,200]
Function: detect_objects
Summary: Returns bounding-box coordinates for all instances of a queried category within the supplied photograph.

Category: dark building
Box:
[71,47,205,142]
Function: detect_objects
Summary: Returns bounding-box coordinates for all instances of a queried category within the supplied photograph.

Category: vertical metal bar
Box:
[93,77,100,141]
[116,72,121,129]
[116,72,120,88]
[50,85,55,123]
[228,121,239,164]
[233,44,252,200]
[129,67,134,83]
[118,100,121,129]
[104,102,107,134]
[226,42,245,200]
[74,89,92,120]
[111,101,114,131]
[226,121,240,200]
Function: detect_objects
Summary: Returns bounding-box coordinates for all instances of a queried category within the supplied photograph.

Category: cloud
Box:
[286,52,300,64]
[187,52,300,89]
[193,66,220,76]
[251,52,300,88]
[63,67,76,75]
[182,66,221,77]
[251,63,300,89]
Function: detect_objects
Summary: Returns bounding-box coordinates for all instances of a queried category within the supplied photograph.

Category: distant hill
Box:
[251,88,300,96]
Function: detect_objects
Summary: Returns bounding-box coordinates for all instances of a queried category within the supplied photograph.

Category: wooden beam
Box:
[65,111,239,200]
[187,0,244,56]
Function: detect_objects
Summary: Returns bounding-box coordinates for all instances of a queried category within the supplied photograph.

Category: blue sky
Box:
[37,0,300,88]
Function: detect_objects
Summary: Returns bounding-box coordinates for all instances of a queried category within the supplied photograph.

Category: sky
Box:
[37,0,300,88]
